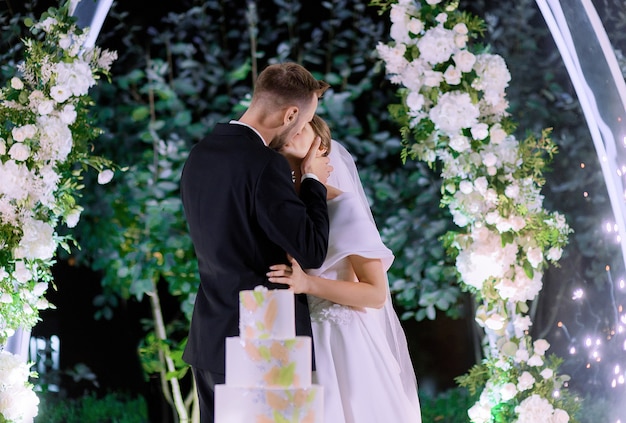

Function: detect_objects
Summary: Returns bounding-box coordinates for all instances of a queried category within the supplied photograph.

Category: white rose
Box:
[8,142,30,161]
[443,65,461,85]
[453,50,476,73]
[484,313,506,331]
[516,371,535,391]
[58,104,77,125]
[13,261,32,284]
[32,282,48,297]
[471,123,489,140]
[50,84,72,103]
[98,169,114,184]
[406,91,425,113]
[533,339,550,355]
[65,208,82,228]
[37,99,55,115]
[407,18,424,35]
[0,293,12,303]
[500,382,517,401]
[552,409,570,423]
[467,402,492,423]
[453,23,468,35]
[527,354,544,367]
[527,246,543,268]
[546,247,562,261]
[459,180,473,194]
[11,124,37,142]
[489,124,507,144]
[10,77,24,90]
[540,368,554,379]
[59,34,72,50]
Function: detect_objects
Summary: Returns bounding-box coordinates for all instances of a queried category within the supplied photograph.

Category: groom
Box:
[180,62,331,422]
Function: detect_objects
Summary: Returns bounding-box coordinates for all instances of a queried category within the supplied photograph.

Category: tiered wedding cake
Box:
[215,286,323,422]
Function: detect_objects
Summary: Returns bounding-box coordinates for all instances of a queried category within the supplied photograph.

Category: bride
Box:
[268,115,422,423]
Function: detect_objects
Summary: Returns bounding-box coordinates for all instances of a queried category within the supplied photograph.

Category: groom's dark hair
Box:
[253,63,329,109]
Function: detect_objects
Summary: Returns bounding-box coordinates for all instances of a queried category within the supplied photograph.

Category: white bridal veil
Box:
[327,139,421,406]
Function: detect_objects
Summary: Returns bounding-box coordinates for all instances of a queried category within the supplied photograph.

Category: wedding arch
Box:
[3,0,626,422]
[376,0,626,421]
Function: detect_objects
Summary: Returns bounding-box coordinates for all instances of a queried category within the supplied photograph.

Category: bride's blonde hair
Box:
[310,115,331,157]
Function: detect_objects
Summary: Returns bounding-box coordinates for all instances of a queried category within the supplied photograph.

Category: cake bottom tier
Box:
[215,384,323,423]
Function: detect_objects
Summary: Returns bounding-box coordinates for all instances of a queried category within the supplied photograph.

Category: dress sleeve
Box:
[319,192,394,274]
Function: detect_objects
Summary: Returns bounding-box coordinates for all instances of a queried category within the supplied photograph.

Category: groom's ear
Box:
[283,106,298,126]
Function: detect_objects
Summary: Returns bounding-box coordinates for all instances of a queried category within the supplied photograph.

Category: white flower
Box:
[36,115,73,162]
[98,169,114,184]
[32,282,48,297]
[489,124,507,144]
[423,70,443,87]
[540,368,554,379]
[500,382,517,401]
[50,84,72,103]
[552,408,570,423]
[533,339,550,355]
[468,401,492,423]
[484,313,507,330]
[516,371,535,391]
[58,103,77,125]
[453,50,476,73]
[450,135,471,153]
[453,22,468,35]
[11,124,37,142]
[407,18,424,35]
[8,142,30,161]
[10,77,24,90]
[426,0,442,4]
[55,60,96,97]
[0,293,12,303]
[471,123,489,140]
[527,354,544,367]
[406,91,425,113]
[37,99,54,115]
[526,246,543,268]
[65,207,82,228]
[58,34,72,50]
[546,247,562,261]
[15,217,57,261]
[515,348,530,363]
[515,395,555,423]
[12,261,33,284]
[443,65,462,85]
[417,26,457,65]
[429,91,479,135]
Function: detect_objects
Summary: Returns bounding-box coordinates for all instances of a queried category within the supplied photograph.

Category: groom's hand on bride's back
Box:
[301,136,333,184]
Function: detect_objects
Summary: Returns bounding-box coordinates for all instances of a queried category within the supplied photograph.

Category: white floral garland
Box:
[0,3,116,421]
[376,0,576,421]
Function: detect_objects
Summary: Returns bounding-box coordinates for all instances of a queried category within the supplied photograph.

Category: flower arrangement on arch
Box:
[0,2,116,351]
[374,0,579,421]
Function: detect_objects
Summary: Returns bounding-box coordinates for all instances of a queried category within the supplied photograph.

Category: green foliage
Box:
[36,391,148,423]
[419,387,474,423]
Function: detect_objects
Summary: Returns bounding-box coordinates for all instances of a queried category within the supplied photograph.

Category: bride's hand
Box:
[267,255,309,294]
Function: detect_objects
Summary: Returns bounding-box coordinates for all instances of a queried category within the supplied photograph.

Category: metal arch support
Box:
[536,0,626,272]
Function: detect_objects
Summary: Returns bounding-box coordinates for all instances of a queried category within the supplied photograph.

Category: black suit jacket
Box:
[180,123,329,373]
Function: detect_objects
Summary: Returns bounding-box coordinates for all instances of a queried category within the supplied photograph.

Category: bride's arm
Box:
[267,255,387,309]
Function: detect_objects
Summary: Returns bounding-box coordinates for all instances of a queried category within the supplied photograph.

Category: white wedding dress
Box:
[307,141,422,423]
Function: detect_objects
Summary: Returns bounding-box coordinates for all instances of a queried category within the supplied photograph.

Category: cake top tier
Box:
[239,286,295,339]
